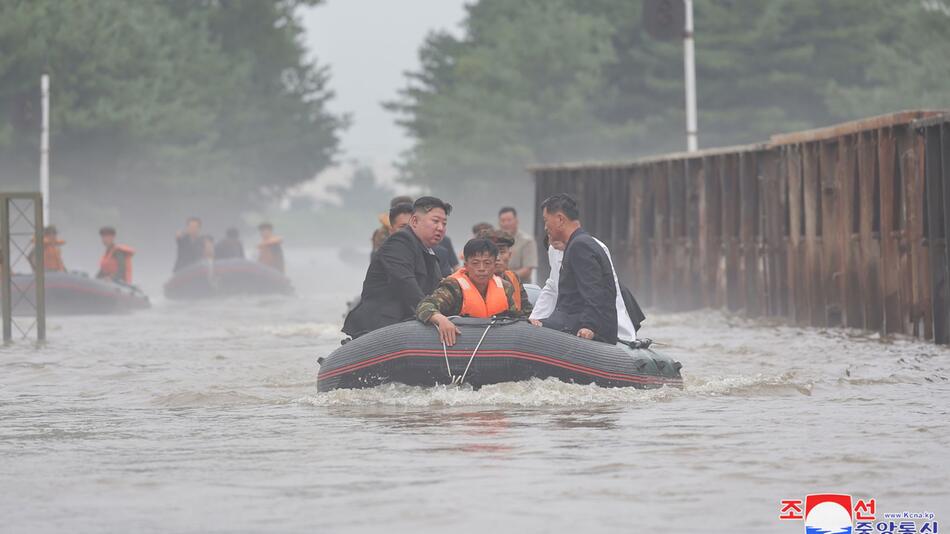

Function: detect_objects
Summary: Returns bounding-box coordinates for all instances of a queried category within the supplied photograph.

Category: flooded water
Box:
[1,247,948,533]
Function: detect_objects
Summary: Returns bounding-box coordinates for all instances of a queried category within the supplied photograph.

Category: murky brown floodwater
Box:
[1,247,948,533]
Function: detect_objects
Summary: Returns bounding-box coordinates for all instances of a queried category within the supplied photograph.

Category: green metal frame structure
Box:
[0,192,46,343]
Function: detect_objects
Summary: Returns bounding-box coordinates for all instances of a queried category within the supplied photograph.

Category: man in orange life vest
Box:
[257,222,285,273]
[415,238,526,346]
[96,226,135,284]
[27,225,67,272]
[477,228,532,315]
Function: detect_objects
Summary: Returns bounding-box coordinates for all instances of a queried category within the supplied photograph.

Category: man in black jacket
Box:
[343,196,452,338]
[531,193,618,344]
[214,227,245,260]
[173,216,204,272]
[434,235,459,276]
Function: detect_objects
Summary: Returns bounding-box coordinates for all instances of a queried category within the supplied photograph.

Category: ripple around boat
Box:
[163,259,293,300]
[318,317,683,392]
[6,271,150,315]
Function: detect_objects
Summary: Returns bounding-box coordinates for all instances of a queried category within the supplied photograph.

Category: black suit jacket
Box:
[434,235,459,277]
[547,228,618,344]
[173,235,203,272]
[343,227,442,337]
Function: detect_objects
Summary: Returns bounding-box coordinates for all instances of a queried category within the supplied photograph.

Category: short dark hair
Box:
[540,194,579,221]
[187,216,201,225]
[472,222,493,235]
[389,202,414,226]
[225,227,240,239]
[99,226,116,237]
[476,228,514,247]
[390,195,413,208]
[498,206,517,217]
[463,238,499,259]
[413,196,452,216]
[258,222,273,231]
[43,225,58,235]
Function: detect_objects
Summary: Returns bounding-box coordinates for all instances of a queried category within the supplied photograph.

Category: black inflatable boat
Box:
[7,271,150,315]
[163,259,293,299]
[317,317,683,392]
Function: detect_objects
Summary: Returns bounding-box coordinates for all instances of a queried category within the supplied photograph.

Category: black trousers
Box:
[542,312,611,344]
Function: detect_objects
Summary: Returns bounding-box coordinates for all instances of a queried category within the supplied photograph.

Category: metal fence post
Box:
[1,196,11,343]
[33,196,45,342]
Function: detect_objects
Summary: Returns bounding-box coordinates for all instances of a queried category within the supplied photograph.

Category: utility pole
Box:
[642,0,697,151]
[683,0,698,152]
[40,74,50,225]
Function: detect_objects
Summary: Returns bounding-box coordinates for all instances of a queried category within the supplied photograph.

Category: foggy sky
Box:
[301,0,469,194]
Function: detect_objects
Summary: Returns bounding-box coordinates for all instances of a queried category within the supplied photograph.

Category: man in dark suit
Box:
[433,234,459,276]
[530,193,618,344]
[343,196,452,338]
[173,216,204,272]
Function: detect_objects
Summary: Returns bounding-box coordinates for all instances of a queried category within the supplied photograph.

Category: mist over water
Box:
[1,247,948,533]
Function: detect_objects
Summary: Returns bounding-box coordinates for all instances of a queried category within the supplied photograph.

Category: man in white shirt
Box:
[529,236,637,343]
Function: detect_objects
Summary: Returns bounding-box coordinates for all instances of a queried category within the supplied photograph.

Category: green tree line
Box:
[0,0,344,217]
[389,0,950,206]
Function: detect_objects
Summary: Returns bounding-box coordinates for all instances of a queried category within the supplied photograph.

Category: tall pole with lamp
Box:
[683,0,698,152]
[40,73,50,225]
[643,0,698,152]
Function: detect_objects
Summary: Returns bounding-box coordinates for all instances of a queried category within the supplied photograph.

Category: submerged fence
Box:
[532,111,950,344]
[0,192,46,343]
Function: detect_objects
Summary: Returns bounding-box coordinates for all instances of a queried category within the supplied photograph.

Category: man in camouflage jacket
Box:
[416,238,528,346]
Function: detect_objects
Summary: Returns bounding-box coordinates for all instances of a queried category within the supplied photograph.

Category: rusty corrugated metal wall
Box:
[532,111,950,344]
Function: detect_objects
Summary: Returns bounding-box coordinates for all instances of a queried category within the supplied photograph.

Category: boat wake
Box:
[296,372,809,407]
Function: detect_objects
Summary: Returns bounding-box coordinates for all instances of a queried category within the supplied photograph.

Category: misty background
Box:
[2,0,949,286]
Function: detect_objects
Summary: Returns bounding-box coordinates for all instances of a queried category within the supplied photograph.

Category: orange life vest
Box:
[43,237,66,272]
[449,269,508,318]
[99,244,135,284]
[504,270,522,311]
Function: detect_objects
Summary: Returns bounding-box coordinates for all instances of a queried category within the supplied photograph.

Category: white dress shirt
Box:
[529,246,562,321]
[529,239,637,342]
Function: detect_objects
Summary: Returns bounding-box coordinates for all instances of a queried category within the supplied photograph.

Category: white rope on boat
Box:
[440,336,452,383]
[458,318,496,386]
[437,316,461,385]
[436,316,495,386]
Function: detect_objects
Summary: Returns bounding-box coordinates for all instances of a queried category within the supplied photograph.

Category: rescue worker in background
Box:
[96,226,135,285]
[173,216,204,272]
[29,225,67,272]
[477,228,532,315]
[460,222,494,261]
[214,227,245,260]
[257,222,285,273]
[531,194,618,345]
[498,207,537,283]
[416,238,525,346]
[372,195,414,251]
[472,222,493,238]
[343,196,451,338]
[388,202,414,238]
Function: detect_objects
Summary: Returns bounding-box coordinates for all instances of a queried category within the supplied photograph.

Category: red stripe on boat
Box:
[318,348,681,386]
